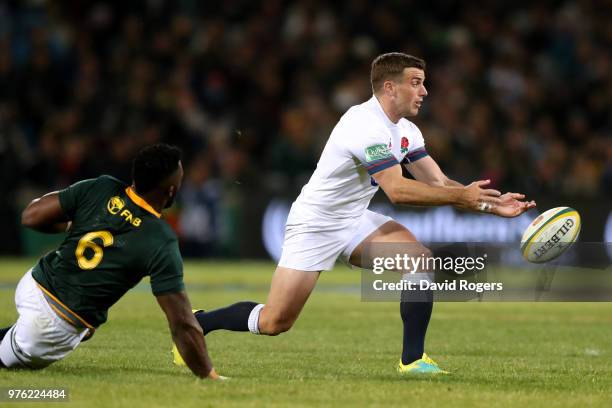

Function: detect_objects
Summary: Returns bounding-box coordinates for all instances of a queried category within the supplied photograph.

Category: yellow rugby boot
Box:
[397,353,449,375]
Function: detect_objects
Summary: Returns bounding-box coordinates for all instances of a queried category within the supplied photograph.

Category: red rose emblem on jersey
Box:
[400,137,409,154]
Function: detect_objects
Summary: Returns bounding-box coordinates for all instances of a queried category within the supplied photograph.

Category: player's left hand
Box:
[207,368,230,381]
[491,192,536,218]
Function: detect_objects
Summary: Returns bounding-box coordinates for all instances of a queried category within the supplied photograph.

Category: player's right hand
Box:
[460,180,502,211]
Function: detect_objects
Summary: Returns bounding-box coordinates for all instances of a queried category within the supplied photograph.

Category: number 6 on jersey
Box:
[76,231,114,270]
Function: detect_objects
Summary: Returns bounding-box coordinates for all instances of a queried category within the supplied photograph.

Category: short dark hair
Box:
[132,144,182,193]
[370,53,426,93]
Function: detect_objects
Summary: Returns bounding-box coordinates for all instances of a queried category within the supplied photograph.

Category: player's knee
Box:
[13,343,52,369]
[399,245,433,272]
[261,314,295,336]
[420,245,433,259]
[267,320,293,336]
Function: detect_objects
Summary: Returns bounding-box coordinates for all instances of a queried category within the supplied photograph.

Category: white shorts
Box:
[278,210,393,271]
[0,270,89,369]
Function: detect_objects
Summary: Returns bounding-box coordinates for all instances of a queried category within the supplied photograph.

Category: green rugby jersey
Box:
[31,175,184,327]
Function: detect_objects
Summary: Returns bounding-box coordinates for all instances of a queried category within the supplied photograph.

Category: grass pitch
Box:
[1,258,611,407]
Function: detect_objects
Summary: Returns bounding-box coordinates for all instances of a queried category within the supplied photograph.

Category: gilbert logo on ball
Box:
[520,207,581,263]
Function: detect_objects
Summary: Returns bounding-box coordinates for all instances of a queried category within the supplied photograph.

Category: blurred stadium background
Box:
[0,0,610,260]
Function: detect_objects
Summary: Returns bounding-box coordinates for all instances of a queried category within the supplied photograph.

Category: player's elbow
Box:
[21,203,40,228]
[387,185,415,206]
[388,194,400,206]
[383,184,402,205]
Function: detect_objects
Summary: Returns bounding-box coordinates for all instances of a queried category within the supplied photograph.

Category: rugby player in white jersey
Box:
[176,52,536,374]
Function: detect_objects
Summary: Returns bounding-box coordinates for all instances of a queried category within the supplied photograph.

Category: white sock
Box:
[247,304,264,334]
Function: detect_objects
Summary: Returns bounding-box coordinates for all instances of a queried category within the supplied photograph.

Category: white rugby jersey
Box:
[287,95,428,229]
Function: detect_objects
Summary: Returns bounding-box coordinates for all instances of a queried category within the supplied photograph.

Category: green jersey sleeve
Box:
[58,178,98,218]
[148,239,185,296]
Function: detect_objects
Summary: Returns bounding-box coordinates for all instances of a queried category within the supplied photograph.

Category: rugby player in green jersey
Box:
[0,144,222,379]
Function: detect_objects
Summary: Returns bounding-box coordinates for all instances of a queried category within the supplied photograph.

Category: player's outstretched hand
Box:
[208,368,229,381]
[491,192,536,218]
[460,180,502,211]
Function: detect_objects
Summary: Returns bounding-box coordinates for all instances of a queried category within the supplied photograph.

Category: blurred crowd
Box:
[0,0,610,255]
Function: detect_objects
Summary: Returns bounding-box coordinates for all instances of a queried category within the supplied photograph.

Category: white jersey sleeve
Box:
[344,117,399,176]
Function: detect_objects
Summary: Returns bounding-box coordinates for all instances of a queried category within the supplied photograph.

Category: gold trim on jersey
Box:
[36,282,96,333]
[125,186,161,218]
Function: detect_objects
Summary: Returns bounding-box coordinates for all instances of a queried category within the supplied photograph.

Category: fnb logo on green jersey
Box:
[107,196,125,214]
[107,196,142,227]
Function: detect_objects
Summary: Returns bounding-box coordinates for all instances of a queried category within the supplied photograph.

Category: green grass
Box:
[1,258,611,407]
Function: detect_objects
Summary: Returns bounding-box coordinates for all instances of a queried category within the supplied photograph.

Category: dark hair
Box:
[370,53,426,93]
[132,144,182,193]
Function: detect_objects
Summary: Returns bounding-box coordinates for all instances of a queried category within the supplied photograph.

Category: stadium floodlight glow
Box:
[262,199,291,261]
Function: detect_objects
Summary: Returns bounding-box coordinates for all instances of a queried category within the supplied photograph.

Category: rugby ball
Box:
[520,207,581,263]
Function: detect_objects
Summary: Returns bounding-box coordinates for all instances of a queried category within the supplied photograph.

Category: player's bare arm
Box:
[21,192,71,233]
[373,163,502,210]
[404,155,464,187]
[403,156,536,216]
[156,291,220,379]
